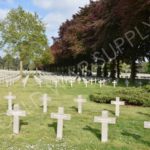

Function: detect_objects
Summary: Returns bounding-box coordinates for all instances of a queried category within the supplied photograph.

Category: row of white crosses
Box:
[4,92,51,134]
[0,70,20,86]
[89,78,98,85]
[36,74,118,89]
[4,92,150,141]
[5,75,21,87]
[51,96,150,142]
[39,75,77,88]
[99,79,107,88]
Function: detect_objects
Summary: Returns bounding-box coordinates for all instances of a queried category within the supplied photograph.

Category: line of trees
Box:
[51,0,150,80]
[0,54,19,70]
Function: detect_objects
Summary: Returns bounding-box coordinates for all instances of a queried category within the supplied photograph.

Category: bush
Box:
[143,85,150,92]
[89,87,150,107]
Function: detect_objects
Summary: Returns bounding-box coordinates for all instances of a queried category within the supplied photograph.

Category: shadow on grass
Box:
[105,109,115,115]
[122,131,150,147]
[20,120,28,126]
[122,131,141,140]
[70,106,78,112]
[48,122,57,134]
[20,120,28,130]
[137,112,150,117]
[83,125,100,139]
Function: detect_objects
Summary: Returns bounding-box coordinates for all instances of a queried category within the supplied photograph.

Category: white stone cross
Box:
[41,93,51,113]
[99,80,103,88]
[7,104,26,134]
[54,80,58,88]
[112,80,117,88]
[144,121,150,128]
[74,95,86,114]
[94,110,116,142]
[51,107,71,140]
[4,92,16,111]
[70,80,74,87]
[103,79,106,85]
[84,80,88,88]
[90,79,94,85]
[111,97,125,116]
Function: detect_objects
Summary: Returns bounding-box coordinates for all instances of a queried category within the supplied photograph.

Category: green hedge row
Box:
[89,86,150,107]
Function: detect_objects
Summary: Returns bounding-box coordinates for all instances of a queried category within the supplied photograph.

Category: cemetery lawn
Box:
[0,79,149,150]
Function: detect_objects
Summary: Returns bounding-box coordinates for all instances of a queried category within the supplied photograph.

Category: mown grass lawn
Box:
[0,79,149,150]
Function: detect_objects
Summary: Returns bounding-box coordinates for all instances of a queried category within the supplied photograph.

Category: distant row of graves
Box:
[4,92,150,142]
[0,70,148,88]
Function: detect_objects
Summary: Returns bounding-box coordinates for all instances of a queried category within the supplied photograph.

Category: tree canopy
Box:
[0,7,53,74]
[51,0,150,79]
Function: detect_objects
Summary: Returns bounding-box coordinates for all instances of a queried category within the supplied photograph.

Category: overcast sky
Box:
[0,0,90,56]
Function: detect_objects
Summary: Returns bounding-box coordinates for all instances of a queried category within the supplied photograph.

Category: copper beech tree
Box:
[51,0,150,80]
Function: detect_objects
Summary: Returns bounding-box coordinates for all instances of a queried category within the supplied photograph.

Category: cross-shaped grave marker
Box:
[54,80,58,88]
[111,97,125,117]
[99,80,103,88]
[84,80,88,88]
[70,80,74,87]
[112,80,117,88]
[74,95,86,114]
[7,104,26,134]
[4,92,16,111]
[94,110,116,142]
[41,93,51,113]
[90,79,94,85]
[51,107,71,140]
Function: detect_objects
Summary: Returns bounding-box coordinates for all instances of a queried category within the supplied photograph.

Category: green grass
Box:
[0,79,149,150]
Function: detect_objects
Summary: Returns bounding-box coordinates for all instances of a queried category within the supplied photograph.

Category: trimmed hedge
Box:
[89,87,150,107]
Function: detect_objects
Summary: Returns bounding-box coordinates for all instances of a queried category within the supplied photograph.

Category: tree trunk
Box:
[103,63,108,77]
[97,65,102,77]
[87,64,92,76]
[117,59,120,79]
[20,61,23,78]
[130,59,137,81]
[110,60,116,79]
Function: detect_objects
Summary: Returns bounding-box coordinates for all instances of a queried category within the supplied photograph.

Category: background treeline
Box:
[50,0,150,80]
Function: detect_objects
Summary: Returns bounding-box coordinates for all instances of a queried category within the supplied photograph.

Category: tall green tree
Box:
[0,7,48,77]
